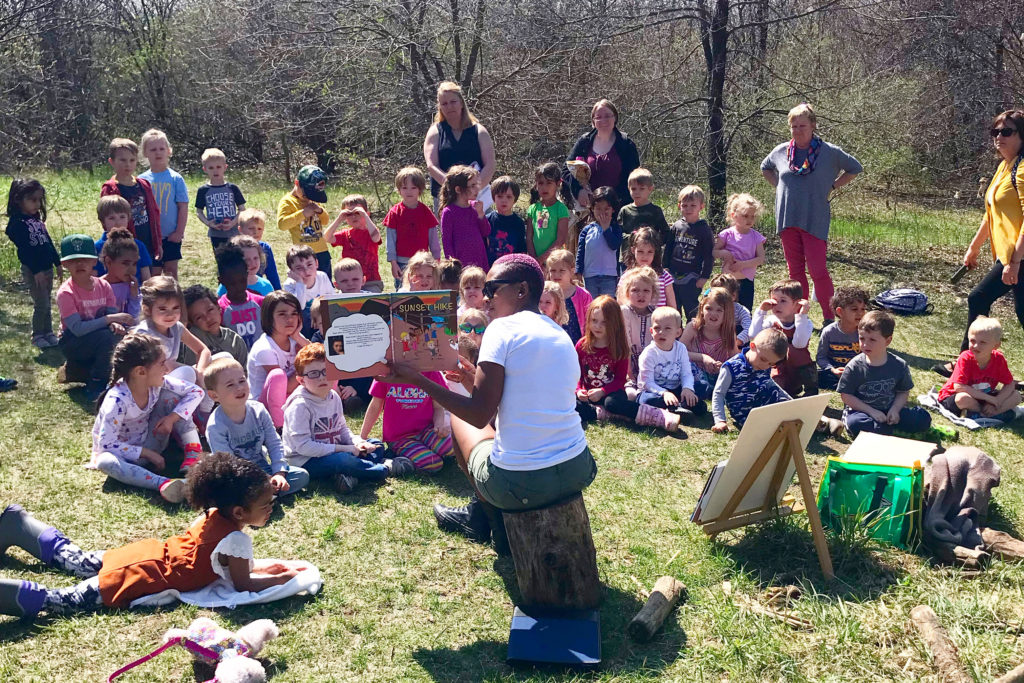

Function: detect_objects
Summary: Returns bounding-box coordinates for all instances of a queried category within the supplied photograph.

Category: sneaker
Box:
[817,416,845,438]
[158,479,186,504]
[0,377,17,392]
[387,456,415,477]
[333,473,358,494]
[43,333,59,347]
[433,499,491,543]
[31,335,50,349]
[179,453,203,473]
[931,362,954,378]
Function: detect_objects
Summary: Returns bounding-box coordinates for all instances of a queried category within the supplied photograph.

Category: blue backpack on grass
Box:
[872,288,932,315]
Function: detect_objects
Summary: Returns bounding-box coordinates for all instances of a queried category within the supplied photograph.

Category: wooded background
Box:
[2,0,1022,218]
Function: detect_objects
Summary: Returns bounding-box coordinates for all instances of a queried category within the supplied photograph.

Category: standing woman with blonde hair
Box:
[423,81,496,213]
[761,103,862,325]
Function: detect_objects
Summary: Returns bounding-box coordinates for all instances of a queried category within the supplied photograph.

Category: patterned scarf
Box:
[787,135,821,175]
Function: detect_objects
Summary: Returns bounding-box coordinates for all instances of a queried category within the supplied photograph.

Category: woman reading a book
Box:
[381,253,596,554]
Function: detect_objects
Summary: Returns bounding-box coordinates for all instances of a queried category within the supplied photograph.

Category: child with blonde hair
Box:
[638,306,707,421]
[139,128,189,279]
[938,316,1021,420]
[195,147,246,251]
[400,250,441,291]
[384,166,440,287]
[237,208,281,290]
[576,296,680,432]
[712,193,766,309]
[624,226,676,309]
[681,287,738,398]
[538,281,569,327]
[458,308,489,348]
[546,249,591,343]
[617,266,659,399]
[332,257,366,293]
[458,266,486,314]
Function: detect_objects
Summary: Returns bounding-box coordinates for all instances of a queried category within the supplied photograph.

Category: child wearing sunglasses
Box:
[458,309,488,348]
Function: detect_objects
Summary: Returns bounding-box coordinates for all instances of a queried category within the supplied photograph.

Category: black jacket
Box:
[563,128,640,203]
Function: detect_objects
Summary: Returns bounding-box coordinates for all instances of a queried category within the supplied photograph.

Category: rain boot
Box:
[635,403,681,432]
[0,578,45,619]
[0,505,69,565]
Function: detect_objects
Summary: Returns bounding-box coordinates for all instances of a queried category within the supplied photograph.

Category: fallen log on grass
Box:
[909,605,971,683]
[627,576,688,642]
[994,661,1024,683]
[982,528,1024,563]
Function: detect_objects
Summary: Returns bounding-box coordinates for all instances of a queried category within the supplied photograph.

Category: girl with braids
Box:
[0,452,306,620]
[89,333,204,502]
[439,164,490,269]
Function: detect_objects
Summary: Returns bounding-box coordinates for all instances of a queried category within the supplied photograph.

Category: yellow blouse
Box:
[984,158,1024,264]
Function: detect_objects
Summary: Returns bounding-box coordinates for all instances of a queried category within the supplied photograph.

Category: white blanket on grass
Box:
[129,560,322,609]
[918,389,1011,430]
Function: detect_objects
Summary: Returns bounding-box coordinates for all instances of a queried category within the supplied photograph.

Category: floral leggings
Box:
[36,540,106,614]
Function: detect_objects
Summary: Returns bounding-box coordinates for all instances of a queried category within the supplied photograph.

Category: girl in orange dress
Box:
[0,452,304,620]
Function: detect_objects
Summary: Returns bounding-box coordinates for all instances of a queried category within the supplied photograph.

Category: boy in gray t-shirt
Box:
[816,285,869,390]
[836,310,930,437]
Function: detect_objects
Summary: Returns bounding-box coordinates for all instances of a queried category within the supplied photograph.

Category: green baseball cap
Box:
[297,165,328,203]
[60,234,98,262]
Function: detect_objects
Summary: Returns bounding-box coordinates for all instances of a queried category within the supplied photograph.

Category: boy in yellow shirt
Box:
[277,165,332,276]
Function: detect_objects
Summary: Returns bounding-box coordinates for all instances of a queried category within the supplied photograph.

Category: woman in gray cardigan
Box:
[761,103,862,324]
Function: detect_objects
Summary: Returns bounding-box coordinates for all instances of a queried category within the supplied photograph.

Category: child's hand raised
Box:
[797,299,812,315]
[759,298,776,312]
[472,200,485,219]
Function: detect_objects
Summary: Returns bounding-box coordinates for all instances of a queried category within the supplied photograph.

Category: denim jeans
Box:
[584,275,618,300]
[301,450,389,481]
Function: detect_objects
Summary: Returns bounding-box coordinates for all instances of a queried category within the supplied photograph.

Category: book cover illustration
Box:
[320,290,458,380]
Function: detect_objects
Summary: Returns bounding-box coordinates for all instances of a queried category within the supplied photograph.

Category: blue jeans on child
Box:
[301,439,389,482]
[273,466,311,496]
[638,389,708,415]
[818,368,841,391]
[584,275,618,299]
[843,406,931,437]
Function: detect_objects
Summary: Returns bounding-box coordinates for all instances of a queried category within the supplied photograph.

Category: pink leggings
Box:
[780,227,834,319]
[259,368,290,428]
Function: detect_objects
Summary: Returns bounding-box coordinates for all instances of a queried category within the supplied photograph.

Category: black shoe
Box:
[931,362,953,378]
[433,499,491,544]
[671,406,695,422]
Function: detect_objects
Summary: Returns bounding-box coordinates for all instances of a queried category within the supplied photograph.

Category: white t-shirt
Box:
[247,333,299,399]
[477,310,587,471]
[283,271,336,310]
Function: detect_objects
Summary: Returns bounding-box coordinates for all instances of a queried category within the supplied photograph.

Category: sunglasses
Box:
[459,322,486,334]
[991,127,1018,138]
[300,369,327,379]
[482,279,519,299]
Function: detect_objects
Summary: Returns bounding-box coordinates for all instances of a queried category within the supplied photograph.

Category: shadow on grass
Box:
[411,580,686,680]
[714,516,903,601]
[893,349,948,373]
[985,498,1021,538]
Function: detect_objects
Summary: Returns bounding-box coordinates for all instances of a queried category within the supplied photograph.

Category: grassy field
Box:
[1,170,1023,681]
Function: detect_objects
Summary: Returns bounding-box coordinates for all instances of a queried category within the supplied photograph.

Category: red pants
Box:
[780,227,834,319]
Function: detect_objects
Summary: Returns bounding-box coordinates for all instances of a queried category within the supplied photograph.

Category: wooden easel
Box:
[700,419,835,580]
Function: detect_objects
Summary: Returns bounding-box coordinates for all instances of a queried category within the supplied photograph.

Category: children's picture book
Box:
[319,291,458,380]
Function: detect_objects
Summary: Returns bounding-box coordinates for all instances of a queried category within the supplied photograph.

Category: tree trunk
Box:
[503,495,601,610]
[699,0,731,224]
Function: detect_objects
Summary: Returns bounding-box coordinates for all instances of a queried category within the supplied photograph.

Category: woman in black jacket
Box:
[563,99,640,208]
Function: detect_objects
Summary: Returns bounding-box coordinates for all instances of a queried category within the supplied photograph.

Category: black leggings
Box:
[961,260,1024,351]
[575,389,639,421]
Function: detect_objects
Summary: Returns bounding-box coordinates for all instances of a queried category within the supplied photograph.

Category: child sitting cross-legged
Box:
[575,296,680,432]
[360,365,453,475]
[711,328,792,433]
[681,287,739,399]
[638,306,708,422]
[816,285,869,391]
[90,333,204,502]
[204,357,309,497]
[838,310,932,437]
[0,453,307,620]
[284,344,413,494]
[749,278,817,397]
[937,316,1021,421]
